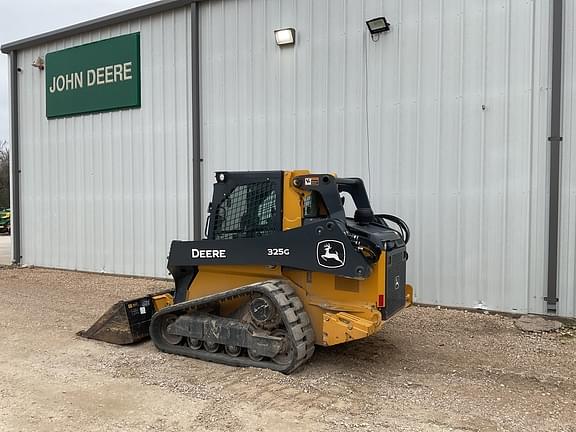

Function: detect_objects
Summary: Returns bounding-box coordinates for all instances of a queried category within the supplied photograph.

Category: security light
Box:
[31,56,45,70]
[366,17,390,35]
[274,28,296,46]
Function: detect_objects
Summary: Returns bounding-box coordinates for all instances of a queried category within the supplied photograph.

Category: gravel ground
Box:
[0,266,575,432]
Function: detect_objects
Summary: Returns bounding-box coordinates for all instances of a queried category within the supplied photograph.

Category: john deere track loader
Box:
[81,170,412,373]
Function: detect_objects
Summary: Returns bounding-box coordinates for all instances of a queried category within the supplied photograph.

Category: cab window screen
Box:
[213,182,278,240]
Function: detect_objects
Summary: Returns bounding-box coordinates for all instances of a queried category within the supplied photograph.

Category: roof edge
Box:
[1,0,198,54]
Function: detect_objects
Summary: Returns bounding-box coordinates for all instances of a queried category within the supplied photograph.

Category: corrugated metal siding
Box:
[17,6,194,277]
[558,1,576,317]
[199,0,551,313]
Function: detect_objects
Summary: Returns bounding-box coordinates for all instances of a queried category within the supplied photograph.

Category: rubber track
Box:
[149,280,315,374]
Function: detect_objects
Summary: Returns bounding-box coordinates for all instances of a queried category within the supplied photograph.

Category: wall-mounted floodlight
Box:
[366,17,390,40]
[274,28,296,46]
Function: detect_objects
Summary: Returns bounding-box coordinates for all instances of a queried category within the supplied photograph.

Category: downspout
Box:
[191,1,202,240]
[546,0,563,313]
[8,51,21,265]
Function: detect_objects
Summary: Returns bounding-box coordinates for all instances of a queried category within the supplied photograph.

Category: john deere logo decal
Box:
[317,240,346,268]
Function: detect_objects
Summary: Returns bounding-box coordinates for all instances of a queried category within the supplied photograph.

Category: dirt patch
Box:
[0,267,575,431]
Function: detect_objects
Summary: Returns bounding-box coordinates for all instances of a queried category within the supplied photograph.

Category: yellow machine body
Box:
[151,171,412,347]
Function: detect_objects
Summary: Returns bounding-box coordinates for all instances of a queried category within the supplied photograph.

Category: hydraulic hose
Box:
[374,214,410,245]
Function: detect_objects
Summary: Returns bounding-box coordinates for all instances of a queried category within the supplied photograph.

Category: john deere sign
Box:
[46,33,141,118]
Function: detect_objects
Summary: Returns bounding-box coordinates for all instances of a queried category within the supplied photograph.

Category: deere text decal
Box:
[45,33,140,118]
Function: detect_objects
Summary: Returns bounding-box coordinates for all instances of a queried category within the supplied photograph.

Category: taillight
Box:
[378,294,385,308]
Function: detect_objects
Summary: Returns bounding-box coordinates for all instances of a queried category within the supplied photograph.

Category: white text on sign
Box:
[48,62,133,93]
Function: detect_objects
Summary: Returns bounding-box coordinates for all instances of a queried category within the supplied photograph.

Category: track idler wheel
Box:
[249,295,280,329]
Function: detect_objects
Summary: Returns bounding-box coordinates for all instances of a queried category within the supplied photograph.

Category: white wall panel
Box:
[558,0,576,317]
[17,6,194,277]
[199,0,552,314]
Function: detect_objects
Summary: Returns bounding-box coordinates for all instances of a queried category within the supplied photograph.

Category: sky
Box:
[0,0,150,143]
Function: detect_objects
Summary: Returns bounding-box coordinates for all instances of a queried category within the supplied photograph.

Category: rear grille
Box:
[381,247,407,319]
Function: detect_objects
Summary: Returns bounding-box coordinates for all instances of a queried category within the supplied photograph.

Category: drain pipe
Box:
[546,0,563,314]
[8,51,21,265]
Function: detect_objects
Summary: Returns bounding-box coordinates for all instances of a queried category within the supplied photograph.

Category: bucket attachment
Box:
[78,290,174,345]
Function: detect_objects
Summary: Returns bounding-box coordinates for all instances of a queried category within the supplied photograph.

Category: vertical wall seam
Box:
[414,0,423,298]
[456,0,465,307]
[292,0,297,166]
[308,0,313,165]
[173,11,179,245]
[191,2,203,240]
[434,0,444,305]
[186,6,192,240]
[526,0,537,311]
[500,0,512,309]
[393,0,402,213]
[361,0,368,189]
[569,2,576,315]
[161,14,168,270]
[478,0,488,306]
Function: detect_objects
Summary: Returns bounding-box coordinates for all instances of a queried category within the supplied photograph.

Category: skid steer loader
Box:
[80,170,412,373]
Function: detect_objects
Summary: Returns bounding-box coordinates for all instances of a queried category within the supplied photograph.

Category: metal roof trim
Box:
[1,0,199,53]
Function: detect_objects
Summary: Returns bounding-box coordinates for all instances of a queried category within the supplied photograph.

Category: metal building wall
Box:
[199,0,552,313]
[558,1,576,317]
[16,6,194,277]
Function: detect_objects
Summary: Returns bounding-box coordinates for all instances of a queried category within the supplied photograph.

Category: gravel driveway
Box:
[0,267,575,432]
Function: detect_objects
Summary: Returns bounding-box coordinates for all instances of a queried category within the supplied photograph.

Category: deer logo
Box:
[321,244,343,264]
[317,240,346,268]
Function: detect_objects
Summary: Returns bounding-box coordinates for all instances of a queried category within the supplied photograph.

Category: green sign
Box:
[46,33,141,118]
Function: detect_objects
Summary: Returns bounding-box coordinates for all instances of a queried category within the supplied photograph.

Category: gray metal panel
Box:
[199,0,551,314]
[558,0,576,317]
[16,6,194,277]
